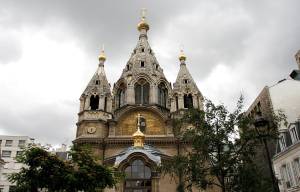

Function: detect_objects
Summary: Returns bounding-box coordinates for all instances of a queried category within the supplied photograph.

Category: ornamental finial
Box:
[179,45,187,62]
[98,44,106,62]
[137,8,149,31]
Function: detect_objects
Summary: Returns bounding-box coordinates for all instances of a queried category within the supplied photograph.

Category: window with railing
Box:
[280,163,295,189]
[279,134,286,150]
[290,125,299,143]
[292,158,300,185]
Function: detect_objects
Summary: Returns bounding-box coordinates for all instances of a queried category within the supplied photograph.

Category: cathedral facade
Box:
[74,14,209,192]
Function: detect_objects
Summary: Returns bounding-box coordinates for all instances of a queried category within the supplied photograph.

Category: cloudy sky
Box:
[0,0,299,146]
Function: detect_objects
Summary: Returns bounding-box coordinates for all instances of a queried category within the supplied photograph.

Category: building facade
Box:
[246,51,300,191]
[0,136,34,192]
[73,14,216,192]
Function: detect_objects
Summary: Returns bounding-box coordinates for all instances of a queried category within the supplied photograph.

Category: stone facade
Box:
[73,15,214,192]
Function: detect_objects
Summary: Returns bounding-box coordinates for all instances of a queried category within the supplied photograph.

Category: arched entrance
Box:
[124,159,152,192]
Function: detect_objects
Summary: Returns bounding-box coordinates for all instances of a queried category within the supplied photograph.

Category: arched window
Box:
[158,83,167,107]
[124,159,151,191]
[184,94,193,109]
[117,84,126,108]
[90,95,99,110]
[135,79,149,104]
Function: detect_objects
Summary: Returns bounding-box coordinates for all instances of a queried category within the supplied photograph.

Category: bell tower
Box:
[171,49,204,113]
[76,48,112,140]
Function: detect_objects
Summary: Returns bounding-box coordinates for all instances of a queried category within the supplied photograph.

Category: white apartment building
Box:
[0,136,34,192]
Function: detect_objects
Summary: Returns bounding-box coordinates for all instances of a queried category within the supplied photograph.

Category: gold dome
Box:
[179,50,187,61]
[98,50,106,62]
[137,19,149,31]
[133,128,145,137]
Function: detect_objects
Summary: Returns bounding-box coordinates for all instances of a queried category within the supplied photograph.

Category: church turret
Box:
[76,48,112,139]
[80,48,112,112]
[113,10,171,110]
[171,50,203,112]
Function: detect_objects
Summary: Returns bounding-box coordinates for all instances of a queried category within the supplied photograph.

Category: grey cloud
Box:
[0,33,22,64]
[0,0,299,144]
[0,102,77,145]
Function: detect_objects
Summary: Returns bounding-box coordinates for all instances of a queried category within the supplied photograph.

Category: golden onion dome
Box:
[133,128,145,137]
[137,19,149,31]
[179,50,187,61]
[98,50,106,62]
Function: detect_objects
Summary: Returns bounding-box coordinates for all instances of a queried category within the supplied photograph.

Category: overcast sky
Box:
[0,0,299,146]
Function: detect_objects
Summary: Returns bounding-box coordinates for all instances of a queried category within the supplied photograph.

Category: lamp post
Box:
[254,112,280,192]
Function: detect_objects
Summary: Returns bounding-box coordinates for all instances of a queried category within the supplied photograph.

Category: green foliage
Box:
[162,96,285,192]
[9,145,117,192]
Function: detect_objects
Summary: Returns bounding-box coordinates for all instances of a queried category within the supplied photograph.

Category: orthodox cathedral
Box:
[74,13,211,192]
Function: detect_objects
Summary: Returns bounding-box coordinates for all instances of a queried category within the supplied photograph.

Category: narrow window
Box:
[135,80,149,104]
[158,83,167,107]
[90,95,99,110]
[141,61,145,67]
[141,48,144,52]
[184,94,193,108]
[117,84,126,108]
[279,134,286,150]
[175,96,179,110]
[95,80,100,85]
[104,97,107,112]
[127,65,130,70]
[290,126,299,143]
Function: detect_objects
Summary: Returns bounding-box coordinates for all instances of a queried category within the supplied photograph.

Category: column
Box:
[126,85,135,104]
[150,84,157,104]
[192,94,198,109]
[99,95,105,110]
[178,94,184,109]
[84,96,90,110]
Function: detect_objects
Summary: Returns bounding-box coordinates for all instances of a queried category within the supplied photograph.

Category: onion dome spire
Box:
[137,8,149,32]
[179,48,187,63]
[98,44,106,64]
[133,114,145,148]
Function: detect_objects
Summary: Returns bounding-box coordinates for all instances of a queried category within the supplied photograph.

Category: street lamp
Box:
[254,111,280,192]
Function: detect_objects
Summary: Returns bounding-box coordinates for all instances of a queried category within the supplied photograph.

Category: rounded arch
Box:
[130,73,155,86]
[156,78,172,94]
[112,78,127,95]
[118,152,158,171]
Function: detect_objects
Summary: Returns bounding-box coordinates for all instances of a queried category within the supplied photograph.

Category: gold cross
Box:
[141,8,147,20]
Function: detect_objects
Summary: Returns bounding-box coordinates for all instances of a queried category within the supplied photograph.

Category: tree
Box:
[161,96,285,192]
[9,145,117,192]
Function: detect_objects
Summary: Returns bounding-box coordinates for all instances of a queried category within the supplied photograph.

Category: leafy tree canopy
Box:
[9,145,117,192]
